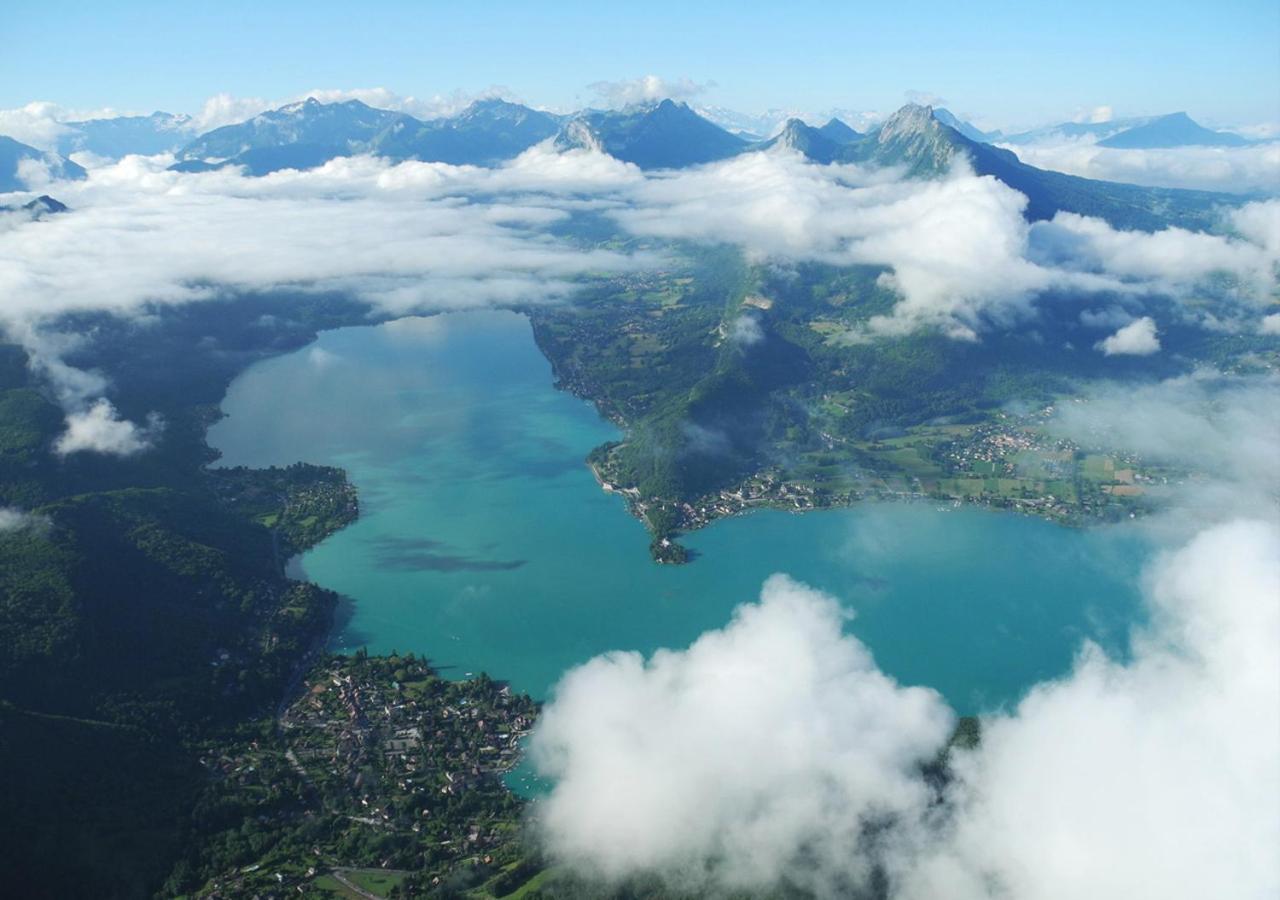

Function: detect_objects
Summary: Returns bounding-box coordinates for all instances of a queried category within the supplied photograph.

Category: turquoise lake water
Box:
[208,310,1148,714]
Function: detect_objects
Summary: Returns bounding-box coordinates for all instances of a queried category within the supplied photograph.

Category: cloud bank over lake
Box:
[1,143,1276,456]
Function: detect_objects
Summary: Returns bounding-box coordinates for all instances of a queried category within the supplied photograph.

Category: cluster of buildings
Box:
[280,659,537,827]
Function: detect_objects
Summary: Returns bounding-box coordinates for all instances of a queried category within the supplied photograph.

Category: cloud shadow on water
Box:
[366,535,527,572]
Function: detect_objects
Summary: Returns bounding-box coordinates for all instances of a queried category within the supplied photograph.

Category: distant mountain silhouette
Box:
[554,99,747,169]
[0,136,87,192]
[1097,112,1248,148]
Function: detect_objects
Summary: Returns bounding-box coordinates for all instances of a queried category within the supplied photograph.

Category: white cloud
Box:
[1261,312,1280,334]
[1071,105,1114,124]
[189,92,274,132]
[13,157,54,190]
[1231,121,1280,141]
[53,399,160,457]
[307,346,341,370]
[0,102,74,150]
[615,153,1057,336]
[0,506,45,532]
[1096,315,1160,355]
[613,153,1277,337]
[1046,373,1280,529]
[0,148,641,329]
[530,574,954,893]
[905,518,1280,900]
[904,90,948,108]
[1000,137,1280,194]
[1033,204,1279,296]
[588,75,712,108]
[728,314,764,347]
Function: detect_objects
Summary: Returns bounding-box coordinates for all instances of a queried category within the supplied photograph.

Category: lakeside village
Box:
[195,653,539,898]
[595,407,1170,563]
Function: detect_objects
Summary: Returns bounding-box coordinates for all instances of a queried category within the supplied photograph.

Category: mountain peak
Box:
[841,103,977,176]
[1097,110,1247,149]
[459,98,538,121]
[816,118,861,144]
[761,119,843,163]
[650,98,691,118]
[879,103,939,137]
[25,195,69,215]
[555,100,744,169]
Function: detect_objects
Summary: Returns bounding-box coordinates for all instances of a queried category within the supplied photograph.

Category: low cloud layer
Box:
[1002,138,1280,194]
[1047,372,1280,528]
[617,152,1279,338]
[0,147,644,445]
[6,143,1274,347]
[1,140,1276,454]
[1,150,639,327]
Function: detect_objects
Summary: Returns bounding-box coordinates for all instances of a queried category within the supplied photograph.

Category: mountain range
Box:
[756,118,855,164]
[2,98,1259,177]
[367,98,562,165]
[999,111,1250,148]
[756,105,1229,230]
[171,97,562,174]
[171,97,416,174]
[0,97,1248,233]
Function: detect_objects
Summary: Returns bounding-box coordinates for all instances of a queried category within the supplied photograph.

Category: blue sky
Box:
[5,0,1278,128]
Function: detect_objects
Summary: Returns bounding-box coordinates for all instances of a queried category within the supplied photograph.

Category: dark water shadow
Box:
[327,591,377,651]
[365,535,527,572]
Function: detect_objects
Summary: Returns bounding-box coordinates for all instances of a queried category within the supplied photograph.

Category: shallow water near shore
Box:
[209,309,1148,713]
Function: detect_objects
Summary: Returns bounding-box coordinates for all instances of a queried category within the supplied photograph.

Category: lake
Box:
[209,309,1147,714]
